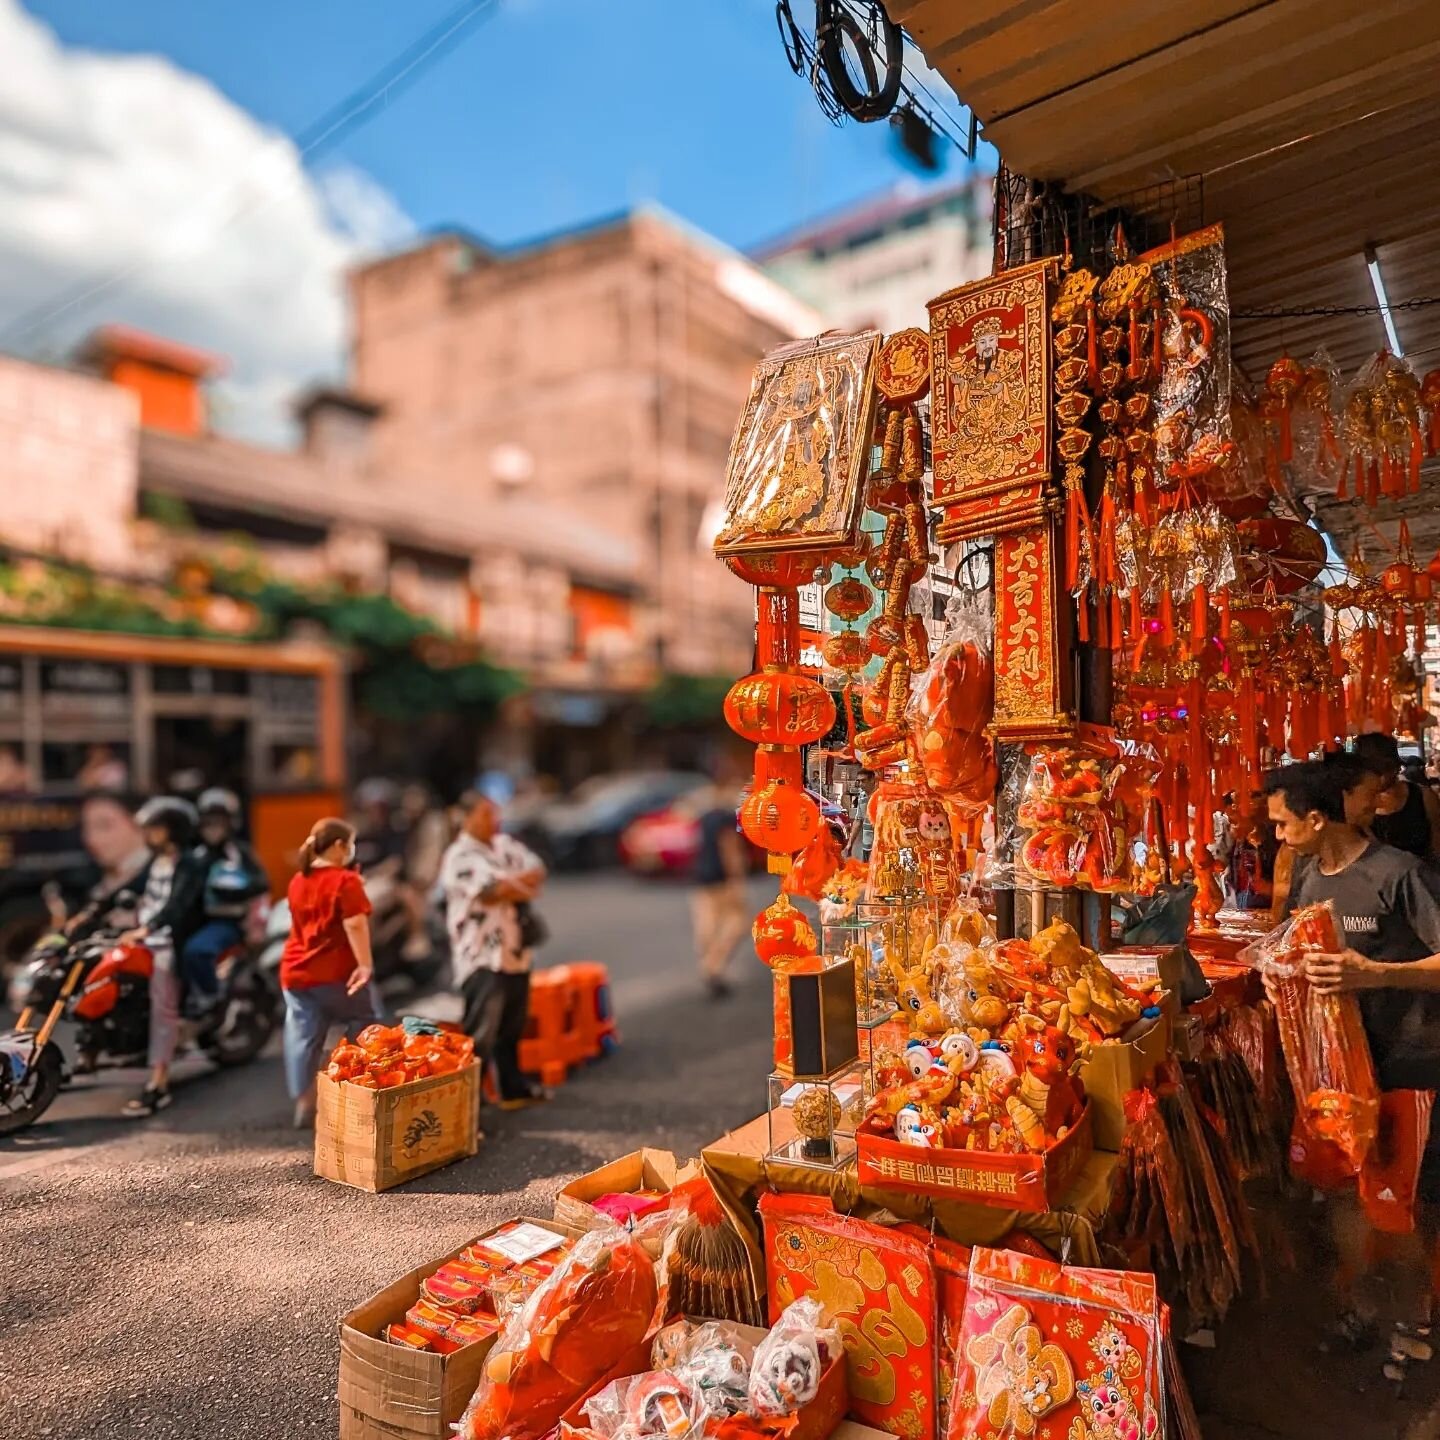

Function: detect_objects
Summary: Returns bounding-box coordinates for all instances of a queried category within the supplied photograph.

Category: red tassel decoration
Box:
[1191,582,1209,655]
[1160,587,1176,648]
[1218,587,1232,640]
[1410,421,1423,493]
[1077,595,1090,642]
[1110,590,1123,648]
[1153,302,1164,377]
[1278,404,1294,464]
[1064,482,1082,592]
[1129,587,1142,643]
[1129,302,1141,380]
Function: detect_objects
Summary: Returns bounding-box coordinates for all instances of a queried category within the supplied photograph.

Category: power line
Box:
[1,0,500,348]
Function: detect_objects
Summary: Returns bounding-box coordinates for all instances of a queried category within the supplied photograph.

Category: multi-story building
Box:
[0,208,821,782]
[754,176,993,336]
[349,208,820,692]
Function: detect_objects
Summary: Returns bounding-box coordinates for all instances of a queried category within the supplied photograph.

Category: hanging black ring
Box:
[775,0,806,76]
[816,0,903,123]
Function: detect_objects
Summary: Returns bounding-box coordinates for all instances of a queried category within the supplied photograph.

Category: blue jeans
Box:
[180,919,241,1008]
[282,982,383,1100]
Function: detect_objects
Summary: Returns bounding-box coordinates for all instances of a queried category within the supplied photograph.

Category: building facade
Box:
[0,209,820,784]
[754,176,993,336]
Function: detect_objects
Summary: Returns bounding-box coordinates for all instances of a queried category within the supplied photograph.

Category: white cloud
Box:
[0,0,416,442]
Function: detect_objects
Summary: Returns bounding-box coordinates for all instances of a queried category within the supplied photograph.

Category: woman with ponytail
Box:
[281,817,380,1126]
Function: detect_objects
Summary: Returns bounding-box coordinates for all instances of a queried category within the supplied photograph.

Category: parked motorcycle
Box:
[0,923,280,1135]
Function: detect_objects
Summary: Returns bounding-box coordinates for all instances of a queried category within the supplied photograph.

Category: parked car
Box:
[522,770,708,870]
[620,790,847,878]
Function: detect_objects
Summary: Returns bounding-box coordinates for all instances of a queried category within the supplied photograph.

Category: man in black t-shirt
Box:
[1266,761,1440,1370]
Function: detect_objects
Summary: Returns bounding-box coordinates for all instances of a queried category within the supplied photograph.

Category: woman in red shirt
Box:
[282,817,380,1126]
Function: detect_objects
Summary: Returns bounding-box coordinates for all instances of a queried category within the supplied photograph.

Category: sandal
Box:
[122,1085,173,1119]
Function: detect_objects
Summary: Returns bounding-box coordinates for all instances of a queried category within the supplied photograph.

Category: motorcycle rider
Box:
[183,788,269,1020]
[118,796,209,1118]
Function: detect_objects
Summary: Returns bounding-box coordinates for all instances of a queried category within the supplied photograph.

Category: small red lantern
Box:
[724,671,835,746]
[739,781,821,860]
[751,893,818,966]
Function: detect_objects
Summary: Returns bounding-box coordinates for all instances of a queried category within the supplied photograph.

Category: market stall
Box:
[332,8,1440,1438]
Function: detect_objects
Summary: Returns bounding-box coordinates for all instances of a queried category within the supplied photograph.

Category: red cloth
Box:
[280,865,371,991]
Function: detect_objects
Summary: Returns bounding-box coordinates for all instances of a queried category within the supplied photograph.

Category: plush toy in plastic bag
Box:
[1241,901,1380,1175]
[747,1298,840,1420]
[583,1371,708,1440]
[458,1222,660,1440]
[650,1319,755,1420]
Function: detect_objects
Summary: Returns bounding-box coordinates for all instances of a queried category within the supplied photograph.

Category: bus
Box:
[0,624,345,967]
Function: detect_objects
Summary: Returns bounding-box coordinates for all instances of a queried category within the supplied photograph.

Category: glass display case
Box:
[766,1062,865,1169]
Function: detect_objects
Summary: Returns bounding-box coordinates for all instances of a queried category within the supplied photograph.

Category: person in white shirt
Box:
[439,791,549,1109]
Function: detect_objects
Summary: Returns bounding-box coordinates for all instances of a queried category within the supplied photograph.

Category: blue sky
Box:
[26,0,977,253]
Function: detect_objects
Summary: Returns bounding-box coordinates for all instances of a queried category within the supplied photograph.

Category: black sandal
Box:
[122,1085,173,1119]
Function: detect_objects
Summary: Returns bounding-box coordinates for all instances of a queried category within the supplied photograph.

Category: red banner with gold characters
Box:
[993,524,1073,741]
[928,259,1057,541]
[760,1193,940,1440]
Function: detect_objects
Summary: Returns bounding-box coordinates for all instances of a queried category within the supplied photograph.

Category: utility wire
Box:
[1,0,500,347]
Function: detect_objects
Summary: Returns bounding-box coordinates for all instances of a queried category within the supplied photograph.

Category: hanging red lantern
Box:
[823,577,873,622]
[723,671,835,746]
[751,893,818,966]
[738,781,821,859]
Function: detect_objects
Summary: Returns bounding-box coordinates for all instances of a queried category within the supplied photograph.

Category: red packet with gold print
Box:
[761,1193,938,1440]
[946,1248,1163,1440]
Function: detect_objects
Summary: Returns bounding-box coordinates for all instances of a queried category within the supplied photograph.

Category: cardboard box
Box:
[338,1217,573,1440]
[855,1102,1093,1212]
[553,1147,693,1234]
[1080,1012,1172,1152]
[316,1062,480,1193]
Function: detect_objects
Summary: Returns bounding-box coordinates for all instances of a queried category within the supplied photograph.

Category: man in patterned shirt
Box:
[440,791,549,1109]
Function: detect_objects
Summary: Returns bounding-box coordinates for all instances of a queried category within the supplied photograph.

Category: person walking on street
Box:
[439,791,548,1111]
[281,817,381,1128]
[119,797,209,1118]
[690,772,749,999]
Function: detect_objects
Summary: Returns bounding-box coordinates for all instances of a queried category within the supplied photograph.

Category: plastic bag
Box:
[747,1298,840,1420]
[866,776,958,907]
[908,588,996,811]
[583,1372,709,1440]
[651,1320,755,1419]
[1241,901,1380,1175]
[458,1223,660,1440]
[948,1247,1165,1440]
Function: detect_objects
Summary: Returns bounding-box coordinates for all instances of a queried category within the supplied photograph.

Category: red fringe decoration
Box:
[1191,583,1209,655]
[1218,588,1232,640]
[1160,587,1176,648]
[1086,300,1099,391]
[1410,422,1423,493]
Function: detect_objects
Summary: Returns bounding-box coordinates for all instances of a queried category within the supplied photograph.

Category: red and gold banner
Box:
[928,259,1057,542]
[993,525,1073,740]
[760,1193,939,1440]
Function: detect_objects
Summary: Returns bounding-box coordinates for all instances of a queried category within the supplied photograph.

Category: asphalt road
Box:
[6,871,1439,1440]
[0,871,778,1438]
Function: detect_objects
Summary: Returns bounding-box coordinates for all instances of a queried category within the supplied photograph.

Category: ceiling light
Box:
[1364,244,1404,357]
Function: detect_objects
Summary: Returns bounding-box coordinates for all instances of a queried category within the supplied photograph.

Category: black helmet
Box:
[135,796,199,847]
[197,787,241,820]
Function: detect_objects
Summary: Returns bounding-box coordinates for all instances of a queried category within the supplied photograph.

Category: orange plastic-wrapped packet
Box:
[457,1221,660,1440]
[1243,901,1380,1175]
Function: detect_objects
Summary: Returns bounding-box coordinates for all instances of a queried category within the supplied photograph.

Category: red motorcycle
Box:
[1,926,280,1134]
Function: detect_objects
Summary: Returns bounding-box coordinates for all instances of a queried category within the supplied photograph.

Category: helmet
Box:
[197,787,241,821]
[135,796,199,847]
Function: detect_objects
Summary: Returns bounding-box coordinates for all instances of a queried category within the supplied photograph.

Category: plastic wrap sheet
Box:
[1240,902,1380,1177]
[947,1247,1165,1440]
[457,1222,661,1440]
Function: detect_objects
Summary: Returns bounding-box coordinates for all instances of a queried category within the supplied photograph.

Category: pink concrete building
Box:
[0,208,820,781]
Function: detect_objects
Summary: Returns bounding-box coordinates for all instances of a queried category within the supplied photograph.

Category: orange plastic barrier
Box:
[566,961,619,1064]
[515,963,619,1087]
